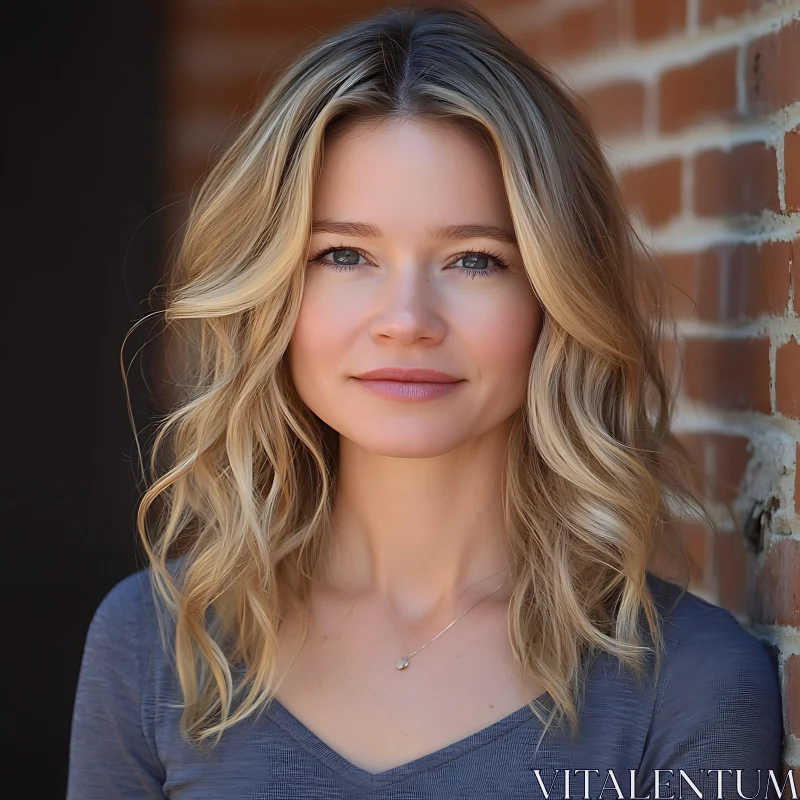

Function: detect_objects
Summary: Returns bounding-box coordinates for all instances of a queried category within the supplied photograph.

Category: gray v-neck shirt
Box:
[67,559,784,799]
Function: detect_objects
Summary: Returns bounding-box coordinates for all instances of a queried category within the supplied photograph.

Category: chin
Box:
[340,425,471,459]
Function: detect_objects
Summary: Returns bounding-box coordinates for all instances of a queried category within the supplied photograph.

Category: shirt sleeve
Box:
[67,570,167,799]
[638,605,784,800]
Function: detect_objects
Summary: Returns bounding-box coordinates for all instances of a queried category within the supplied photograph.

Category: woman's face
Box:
[288,118,542,457]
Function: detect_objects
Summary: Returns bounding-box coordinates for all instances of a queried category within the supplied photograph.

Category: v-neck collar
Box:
[264,694,548,790]
[259,574,670,789]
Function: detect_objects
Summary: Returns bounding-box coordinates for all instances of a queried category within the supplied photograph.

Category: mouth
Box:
[351,368,464,402]
[353,367,462,383]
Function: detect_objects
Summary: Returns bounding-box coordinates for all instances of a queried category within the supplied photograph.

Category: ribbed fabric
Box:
[67,561,784,799]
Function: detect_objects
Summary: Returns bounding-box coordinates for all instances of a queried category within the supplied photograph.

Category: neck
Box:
[312,415,517,621]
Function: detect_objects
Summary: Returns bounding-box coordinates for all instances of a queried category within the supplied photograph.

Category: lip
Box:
[351,368,464,403]
[353,378,462,402]
[353,367,461,382]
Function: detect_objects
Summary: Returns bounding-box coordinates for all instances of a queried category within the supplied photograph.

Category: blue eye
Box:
[451,251,509,278]
[307,245,510,276]
[310,247,364,271]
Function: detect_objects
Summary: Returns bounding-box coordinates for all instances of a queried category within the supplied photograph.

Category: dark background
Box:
[2,2,164,795]
[0,4,390,793]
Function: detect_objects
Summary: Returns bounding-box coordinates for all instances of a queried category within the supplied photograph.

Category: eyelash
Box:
[307,244,511,278]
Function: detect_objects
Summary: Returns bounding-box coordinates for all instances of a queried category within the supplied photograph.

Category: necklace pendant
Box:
[396,655,410,670]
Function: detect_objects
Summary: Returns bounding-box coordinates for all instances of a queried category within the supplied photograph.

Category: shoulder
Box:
[645,571,777,677]
[69,559,184,796]
[639,572,782,770]
[84,556,184,662]
[90,565,153,631]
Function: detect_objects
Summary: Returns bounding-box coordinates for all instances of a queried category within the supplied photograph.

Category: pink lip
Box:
[354,367,461,382]
[352,368,464,402]
[354,379,462,401]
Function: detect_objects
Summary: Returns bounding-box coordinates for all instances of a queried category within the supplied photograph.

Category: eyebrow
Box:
[311,219,518,246]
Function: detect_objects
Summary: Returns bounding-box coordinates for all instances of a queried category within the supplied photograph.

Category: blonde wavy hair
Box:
[127,0,699,752]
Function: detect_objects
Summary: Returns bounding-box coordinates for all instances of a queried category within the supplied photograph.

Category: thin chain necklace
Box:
[395,577,509,670]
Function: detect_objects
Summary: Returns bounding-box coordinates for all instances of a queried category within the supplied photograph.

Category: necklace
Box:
[395,577,509,670]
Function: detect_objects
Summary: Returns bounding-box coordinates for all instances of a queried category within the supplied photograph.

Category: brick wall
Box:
[479,0,800,776]
[164,0,389,225]
[165,0,799,775]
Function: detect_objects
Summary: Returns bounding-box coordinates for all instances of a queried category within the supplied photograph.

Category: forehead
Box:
[312,118,513,233]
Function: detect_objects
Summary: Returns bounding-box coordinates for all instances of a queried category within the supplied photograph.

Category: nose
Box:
[367,261,447,345]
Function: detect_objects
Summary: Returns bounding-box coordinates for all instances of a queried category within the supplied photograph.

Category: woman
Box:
[67,3,783,798]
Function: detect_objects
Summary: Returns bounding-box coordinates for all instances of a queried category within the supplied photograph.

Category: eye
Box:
[308,246,368,272]
[450,249,511,278]
[308,244,511,277]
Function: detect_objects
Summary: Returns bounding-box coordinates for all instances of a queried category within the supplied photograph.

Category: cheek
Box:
[287,289,349,393]
[466,293,541,379]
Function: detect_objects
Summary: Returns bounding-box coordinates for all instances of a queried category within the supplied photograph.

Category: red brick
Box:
[787,653,800,739]
[660,251,718,319]
[659,49,738,132]
[556,0,621,58]
[522,0,622,61]
[581,82,646,139]
[674,432,709,496]
[709,434,751,503]
[679,521,710,585]
[714,530,749,615]
[558,9,602,56]
[795,443,800,514]
[660,244,790,320]
[655,521,710,585]
[745,21,800,115]
[776,338,800,419]
[619,159,683,227]
[519,28,554,61]
[675,432,706,468]
[694,143,779,217]
[724,241,793,318]
[785,128,800,212]
[753,538,800,626]
[676,432,751,503]
[660,336,680,392]
[699,0,768,25]
[632,0,686,40]
[683,337,771,412]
